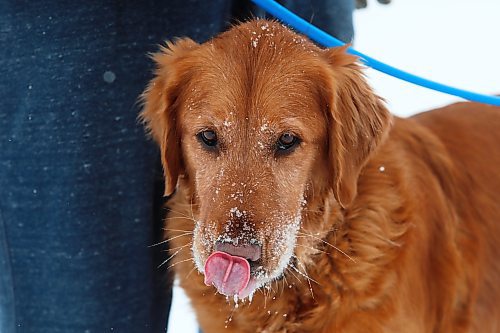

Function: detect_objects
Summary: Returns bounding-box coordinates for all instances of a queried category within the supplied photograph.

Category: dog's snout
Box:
[215,241,262,262]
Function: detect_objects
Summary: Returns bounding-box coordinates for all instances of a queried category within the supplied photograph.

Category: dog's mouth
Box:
[196,208,303,300]
[201,242,296,300]
[203,251,264,299]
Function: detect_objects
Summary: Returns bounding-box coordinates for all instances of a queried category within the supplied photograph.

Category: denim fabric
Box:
[0,1,231,332]
[282,0,355,43]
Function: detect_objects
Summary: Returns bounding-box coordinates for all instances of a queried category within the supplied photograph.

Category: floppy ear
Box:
[140,38,198,196]
[320,46,392,208]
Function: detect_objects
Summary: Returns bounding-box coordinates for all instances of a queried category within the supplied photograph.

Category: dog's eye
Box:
[276,132,300,154]
[197,130,218,149]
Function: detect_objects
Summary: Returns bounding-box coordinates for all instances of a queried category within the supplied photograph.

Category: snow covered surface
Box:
[168,280,199,333]
[167,1,500,332]
[354,0,500,117]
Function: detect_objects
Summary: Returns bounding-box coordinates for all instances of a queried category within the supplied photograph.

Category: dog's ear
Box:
[320,46,392,208]
[140,38,198,196]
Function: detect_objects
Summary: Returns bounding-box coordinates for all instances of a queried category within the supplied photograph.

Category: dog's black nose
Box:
[214,241,261,262]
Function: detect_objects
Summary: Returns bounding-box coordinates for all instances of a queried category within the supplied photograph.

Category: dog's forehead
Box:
[213,19,319,53]
[183,21,324,132]
[183,82,322,141]
[204,20,321,85]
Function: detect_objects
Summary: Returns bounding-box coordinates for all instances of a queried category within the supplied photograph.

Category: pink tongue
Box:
[204,251,251,297]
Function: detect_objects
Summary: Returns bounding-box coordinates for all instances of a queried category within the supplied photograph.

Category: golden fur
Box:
[141,20,500,332]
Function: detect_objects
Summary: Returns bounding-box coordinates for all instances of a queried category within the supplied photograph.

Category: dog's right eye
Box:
[275,132,300,156]
[197,130,218,149]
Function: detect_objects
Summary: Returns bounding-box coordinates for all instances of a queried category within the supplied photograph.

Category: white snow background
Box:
[167,1,500,332]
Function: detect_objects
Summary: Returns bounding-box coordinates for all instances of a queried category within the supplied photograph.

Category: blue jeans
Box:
[281,0,355,43]
[0,1,231,332]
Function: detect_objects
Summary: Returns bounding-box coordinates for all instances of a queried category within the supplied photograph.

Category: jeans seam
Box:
[0,206,16,333]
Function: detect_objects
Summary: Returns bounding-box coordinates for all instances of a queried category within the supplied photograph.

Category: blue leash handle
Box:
[251,0,500,106]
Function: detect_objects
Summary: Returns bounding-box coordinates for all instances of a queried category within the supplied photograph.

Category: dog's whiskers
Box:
[295,243,332,258]
[157,248,184,269]
[184,265,198,280]
[256,287,268,309]
[285,266,302,285]
[188,196,197,221]
[165,208,195,220]
[297,231,356,263]
[149,232,193,248]
[282,273,292,292]
[165,242,192,253]
[166,257,195,271]
[279,277,287,298]
[162,227,194,233]
[269,282,278,296]
[292,255,319,286]
[289,260,316,300]
[164,216,196,223]
[164,217,196,226]
[285,266,312,299]
[294,256,318,299]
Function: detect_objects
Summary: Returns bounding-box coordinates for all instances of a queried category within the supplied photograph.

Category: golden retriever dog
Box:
[141,20,500,332]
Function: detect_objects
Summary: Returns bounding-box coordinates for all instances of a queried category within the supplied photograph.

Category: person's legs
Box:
[0,1,230,332]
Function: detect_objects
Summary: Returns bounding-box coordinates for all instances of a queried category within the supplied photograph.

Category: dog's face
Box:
[141,21,390,299]
[179,39,328,294]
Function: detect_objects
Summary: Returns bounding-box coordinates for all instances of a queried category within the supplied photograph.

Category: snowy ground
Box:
[354,0,500,117]
[167,1,500,332]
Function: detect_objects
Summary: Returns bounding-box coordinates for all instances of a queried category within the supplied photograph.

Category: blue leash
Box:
[251,0,500,106]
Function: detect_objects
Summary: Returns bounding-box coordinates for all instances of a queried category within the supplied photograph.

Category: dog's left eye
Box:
[197,130,218,150]
[276,132,300,154]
